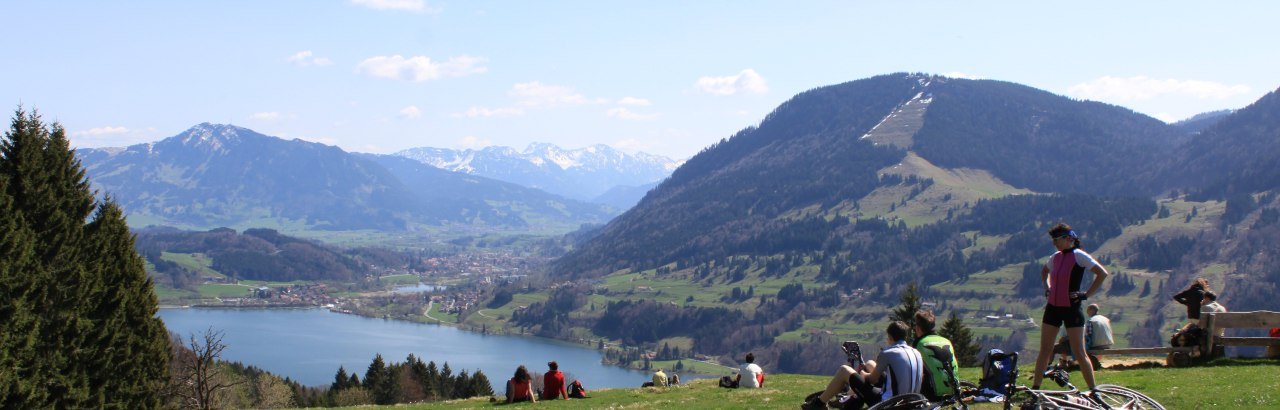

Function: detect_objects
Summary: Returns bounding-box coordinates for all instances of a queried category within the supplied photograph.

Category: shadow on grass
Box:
[1196,357,1280,368]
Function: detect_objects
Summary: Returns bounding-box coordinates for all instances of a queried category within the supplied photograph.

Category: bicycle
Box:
[1002,357,1166,410]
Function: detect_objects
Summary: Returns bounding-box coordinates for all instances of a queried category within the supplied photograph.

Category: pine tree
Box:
[891,282,923,342]
[0,108,168,407]
[332,367,350,391]
[364,354,394,404]
[81,200,171,407]
[437,362,453,399]
[0,175,40,406]
[470,370,494,397]
[452,370,470,399]
[938,312,981,367]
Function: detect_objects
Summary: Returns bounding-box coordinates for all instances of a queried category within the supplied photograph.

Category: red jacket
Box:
[542,370,567,400]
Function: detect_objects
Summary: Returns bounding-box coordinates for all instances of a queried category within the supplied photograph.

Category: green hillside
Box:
[356,359,1280,409]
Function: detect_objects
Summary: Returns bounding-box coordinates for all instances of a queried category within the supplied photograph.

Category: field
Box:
[345,358,1279,409]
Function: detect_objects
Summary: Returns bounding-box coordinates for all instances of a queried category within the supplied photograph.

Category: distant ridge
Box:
[395,143,681,202]
[76,123,617,230]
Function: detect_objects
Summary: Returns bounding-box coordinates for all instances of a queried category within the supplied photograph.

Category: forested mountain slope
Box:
[554,74,1184,279]
[504,74,1280,374]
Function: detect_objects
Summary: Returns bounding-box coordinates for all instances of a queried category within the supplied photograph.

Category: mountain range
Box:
[76,124,617,231]
[393,143,682,205]
[556,73,1274,278]
[508,73,1280,372]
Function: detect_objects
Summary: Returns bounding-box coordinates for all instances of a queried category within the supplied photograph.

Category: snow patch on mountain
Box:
[394,143,683,202]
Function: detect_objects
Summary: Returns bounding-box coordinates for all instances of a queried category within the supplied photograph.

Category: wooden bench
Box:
[1086,311,1280,367]
[1052,311,1280,367]
[1201,310,1280,353]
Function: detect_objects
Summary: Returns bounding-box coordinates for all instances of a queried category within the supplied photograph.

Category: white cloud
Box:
[510,81,596,107]
[68,126,161,149]
[1066,76,1251,101]
[695,69,768,96]
[456,135,492,149]
[250,112,281,121]
[356,55,487,82]
[617,97,652,106]
[452,106,525,118]
[287,50,333,67]
[606,107,659,121]
[350,0,429,12]
[399,105,422,119]
[71,126,129,137]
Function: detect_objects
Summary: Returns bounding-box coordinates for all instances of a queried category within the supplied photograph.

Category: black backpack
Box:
[978,349,1016,395]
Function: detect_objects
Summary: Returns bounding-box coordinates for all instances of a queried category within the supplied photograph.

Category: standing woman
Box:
[1172,278,1211,322]
[1031,223,1109,392]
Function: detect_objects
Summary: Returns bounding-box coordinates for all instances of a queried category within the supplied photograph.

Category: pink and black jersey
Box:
[1044,248,1098,307]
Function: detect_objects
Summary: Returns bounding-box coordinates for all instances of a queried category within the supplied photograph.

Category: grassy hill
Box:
[345,358,1279,409]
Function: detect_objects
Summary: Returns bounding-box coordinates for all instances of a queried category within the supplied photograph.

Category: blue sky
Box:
[3,1,1277,158]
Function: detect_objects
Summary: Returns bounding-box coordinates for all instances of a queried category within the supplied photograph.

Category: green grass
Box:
[350,358,1280,409]
[160,252,224,278]
[153,285,197,301]
[197,284,254,298]
[379,274,422,286]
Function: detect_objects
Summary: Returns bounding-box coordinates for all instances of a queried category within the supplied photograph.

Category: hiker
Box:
[804,321,924,409]
[914,310,959,401]
[1173,278,1212,321]
[1200,291,1229,356]
[507,365,537,403]
[735,353,765,388]
[541,361,568,400]
[651,368,668,387]
[1085,304,1114,351]
[1031,223,1109,393]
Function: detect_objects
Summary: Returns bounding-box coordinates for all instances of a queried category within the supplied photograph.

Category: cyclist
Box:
[1031,223,1109,393]
[914,310,960,401]
[804,321,924,409]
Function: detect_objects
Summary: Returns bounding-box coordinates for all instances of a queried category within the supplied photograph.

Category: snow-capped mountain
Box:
[394,143,683,202]
[75,124,617,230]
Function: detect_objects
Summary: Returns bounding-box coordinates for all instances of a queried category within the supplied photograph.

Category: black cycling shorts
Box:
[1042,304,1085,328]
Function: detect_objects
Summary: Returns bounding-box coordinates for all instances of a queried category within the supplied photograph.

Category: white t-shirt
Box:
[1087,315,1114,348]
[739,363,763,388]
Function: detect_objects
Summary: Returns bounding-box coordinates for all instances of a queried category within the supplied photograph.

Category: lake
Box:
[158,307,655,389]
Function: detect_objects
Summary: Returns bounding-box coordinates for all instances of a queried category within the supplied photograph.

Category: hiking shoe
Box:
[801,397,827,410]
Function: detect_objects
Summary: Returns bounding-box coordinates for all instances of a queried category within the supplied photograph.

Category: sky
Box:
[3,1,1278,159]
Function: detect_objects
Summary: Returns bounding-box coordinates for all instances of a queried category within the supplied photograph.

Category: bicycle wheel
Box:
[1092,385,1166,410]
[868,393,931,410]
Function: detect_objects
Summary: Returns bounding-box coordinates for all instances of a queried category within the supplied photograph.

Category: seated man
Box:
[541,361,568,400]
[913,310,960,400]
[804,321,924,409]
[736,352,765,388]
[1199,291,1227,337]
[1085,304,1114,351]
[1050,304,1113,368]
